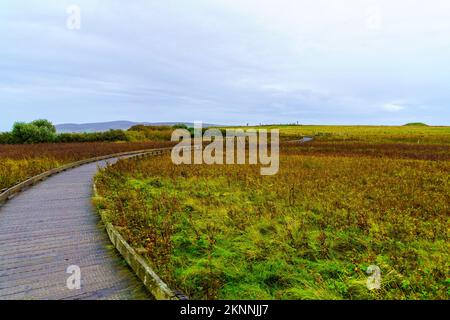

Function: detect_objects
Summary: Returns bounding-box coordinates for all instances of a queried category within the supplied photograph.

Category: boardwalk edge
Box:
[92,154,188,301]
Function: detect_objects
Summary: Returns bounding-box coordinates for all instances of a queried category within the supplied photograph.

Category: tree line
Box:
[0,120,196,144]
[0,120,139,144]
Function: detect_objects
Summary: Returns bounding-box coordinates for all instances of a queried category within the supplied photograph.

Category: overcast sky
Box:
[1,0,449,130]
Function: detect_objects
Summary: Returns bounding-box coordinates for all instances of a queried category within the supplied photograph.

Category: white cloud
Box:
[382,103,406,112]
[1,0,450,129]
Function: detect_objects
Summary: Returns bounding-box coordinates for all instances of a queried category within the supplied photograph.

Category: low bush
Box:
[128,125,174,141]
[55,129,129,143]
[10,119,57,144]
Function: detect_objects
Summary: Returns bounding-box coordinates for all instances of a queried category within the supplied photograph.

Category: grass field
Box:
[94,125,450,300]
[0,141,174,190]
[227,125,450,144]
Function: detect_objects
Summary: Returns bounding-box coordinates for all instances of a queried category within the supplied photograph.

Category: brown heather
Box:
[94,139,450,300]
[0,141,174,190]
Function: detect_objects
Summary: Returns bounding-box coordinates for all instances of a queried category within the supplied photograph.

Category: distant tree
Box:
[11,120,57,144]
[102,129,128,141]
[172,123,188,129]
[31,119,56,133]
[128,125,147,132]
[0,132,13,144]
[128,125,174,141]
[5,119,173,144]
[125,130,146,142]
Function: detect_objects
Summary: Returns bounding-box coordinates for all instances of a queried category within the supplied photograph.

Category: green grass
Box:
[223,125,450,144]
[94,134,450,300]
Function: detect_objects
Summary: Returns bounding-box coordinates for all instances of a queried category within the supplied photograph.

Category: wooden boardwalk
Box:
[0,159,150,300]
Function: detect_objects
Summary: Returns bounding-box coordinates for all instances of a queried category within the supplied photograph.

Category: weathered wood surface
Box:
[0,157,153,300]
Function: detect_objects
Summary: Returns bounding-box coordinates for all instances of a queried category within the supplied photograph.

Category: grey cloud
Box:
[1,0,449,130]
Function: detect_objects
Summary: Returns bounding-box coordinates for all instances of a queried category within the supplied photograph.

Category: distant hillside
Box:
[404,122,428,127]
[56,121,218,133]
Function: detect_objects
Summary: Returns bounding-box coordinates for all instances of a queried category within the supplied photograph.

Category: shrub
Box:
[55,130,129,143]
[128,125,173,141]
[31,119,57,133]
[172,124,189,129]
[11,121,57,144]
[0,132,14,144]
[125,130,147,142]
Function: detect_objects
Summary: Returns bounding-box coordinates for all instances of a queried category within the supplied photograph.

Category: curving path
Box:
[0,158,151,300]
